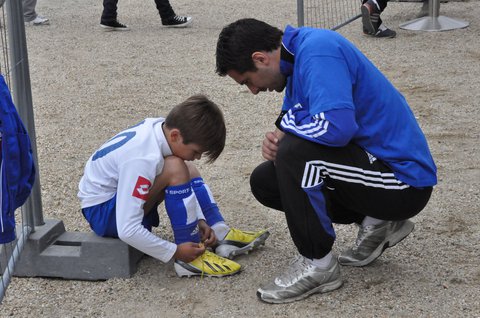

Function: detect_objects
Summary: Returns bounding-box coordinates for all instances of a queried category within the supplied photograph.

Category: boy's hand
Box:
[174,242,206,263]
[198,220,217,247]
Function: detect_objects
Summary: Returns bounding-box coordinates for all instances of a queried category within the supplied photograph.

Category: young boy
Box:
[78,95,269,277]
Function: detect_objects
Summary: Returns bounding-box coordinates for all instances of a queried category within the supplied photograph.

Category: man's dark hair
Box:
[216,18,283,76]
[165,95,226,163]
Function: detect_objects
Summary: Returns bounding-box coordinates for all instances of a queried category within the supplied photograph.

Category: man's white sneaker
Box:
[338,220,414,267]
[25,15,50,26]
[257,255,343,304]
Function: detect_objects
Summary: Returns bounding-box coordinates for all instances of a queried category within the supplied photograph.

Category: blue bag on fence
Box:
[0,75,36,243]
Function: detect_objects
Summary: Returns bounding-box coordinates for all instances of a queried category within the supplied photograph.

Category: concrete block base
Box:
[9,219,144,280]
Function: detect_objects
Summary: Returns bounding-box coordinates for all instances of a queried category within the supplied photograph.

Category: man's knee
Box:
[250,162,273,193]
[250,161,283,211]
[276,133,312,165]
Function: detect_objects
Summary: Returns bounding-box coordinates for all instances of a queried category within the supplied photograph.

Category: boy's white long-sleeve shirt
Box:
[78,118,177,263]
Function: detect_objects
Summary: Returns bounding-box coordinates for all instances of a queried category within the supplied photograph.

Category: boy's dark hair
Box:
[165,95,226,163]
[216,18,284,76]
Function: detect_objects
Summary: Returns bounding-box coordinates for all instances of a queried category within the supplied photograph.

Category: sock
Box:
[211,221,230,241]
[307,252,333,269]
[164,182,201,244]
[362,216,385,227]
[191,177,224,227]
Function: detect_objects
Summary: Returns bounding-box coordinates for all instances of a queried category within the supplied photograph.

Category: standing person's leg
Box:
[153,0,175,21]
[100,0,129,31]
[361,0,396,38]
[101,0,118,23]
[23,0,49,25]
[154,0,192,28]
[23,0,37,22]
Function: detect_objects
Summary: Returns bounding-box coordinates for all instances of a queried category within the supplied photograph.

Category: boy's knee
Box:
[162,156,191,185]
[185,161,200,179]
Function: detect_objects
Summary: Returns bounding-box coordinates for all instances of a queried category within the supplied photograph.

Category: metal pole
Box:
[331,13,361,31]
[399,0,469,32]
[5,0,44,227]
[297,0,304,27]
[430,0,439,18]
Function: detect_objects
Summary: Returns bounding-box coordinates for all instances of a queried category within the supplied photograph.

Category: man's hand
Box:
[262,129,285,161]
[174,242,206,263]
[198,219,217,247]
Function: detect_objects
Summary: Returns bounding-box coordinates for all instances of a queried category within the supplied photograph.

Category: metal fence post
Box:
[5,0,44,228]
[297,0,304,27]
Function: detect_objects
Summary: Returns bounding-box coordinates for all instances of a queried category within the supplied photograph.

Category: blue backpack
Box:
[0,75,36,243]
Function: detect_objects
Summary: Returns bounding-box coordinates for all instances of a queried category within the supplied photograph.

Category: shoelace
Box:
[199,243,208,279]
[173,16,187,23]
[198,250,227,279]
[276,255,309,286]
[114,20,127,27]
[353,224,376,249]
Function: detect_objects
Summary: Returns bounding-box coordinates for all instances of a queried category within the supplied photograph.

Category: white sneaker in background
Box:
[25,15,50,26]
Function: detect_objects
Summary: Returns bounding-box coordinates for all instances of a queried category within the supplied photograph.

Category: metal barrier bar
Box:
[297,0,304,26]
[0,226,32,303]
[6,0,44,228]
[332,13,362,31]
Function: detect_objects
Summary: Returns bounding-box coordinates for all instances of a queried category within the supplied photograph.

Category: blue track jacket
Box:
[279,26,437,188]
[0,75,36,243]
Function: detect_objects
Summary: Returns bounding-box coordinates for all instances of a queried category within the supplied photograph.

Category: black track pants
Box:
[250,133,432,259]
[101,0,175,23]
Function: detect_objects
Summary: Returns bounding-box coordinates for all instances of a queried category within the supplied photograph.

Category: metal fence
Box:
[297,0,468,32]
[297,0,362,30]
[0,0,42,303]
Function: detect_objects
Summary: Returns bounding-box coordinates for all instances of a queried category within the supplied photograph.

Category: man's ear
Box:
[252,51,269,67]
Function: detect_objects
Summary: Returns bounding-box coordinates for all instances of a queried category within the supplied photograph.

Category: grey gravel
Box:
[1,0,479,317]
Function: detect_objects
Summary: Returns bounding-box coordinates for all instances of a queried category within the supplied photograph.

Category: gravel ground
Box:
[1,0,479,317]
